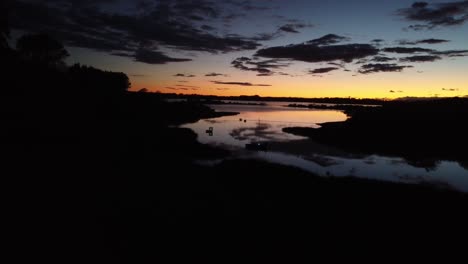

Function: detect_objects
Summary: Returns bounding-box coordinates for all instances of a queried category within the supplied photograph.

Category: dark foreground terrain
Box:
[2,46,468,263]
[5,93,467,263]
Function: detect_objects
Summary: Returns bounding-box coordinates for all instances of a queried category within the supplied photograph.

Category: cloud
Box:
[233,0,274,11]
[166,86,188,90]
[383,47,434,53]
[397,38,450,45]
[201,25,215,31]
[398,1,468,29]
[406,24,432,30]
[442,88,459,91]
[134,49,192,64]
[278,23,311,33]
[205,73,226,77]
[130,74,148,77]
[231,57,290,76]
[370,39,385,47]
[390,90,404,93]
[211,81,271,86]
[176,85,199,89]
[371,56,396,62]
[309,67,339,74]
[233,22,313,43]
[9,0,266,64]
[255,39,378,63]
[432,49,468,57]
[328,62,345,67]
[414,38,450,44]
[400,55,442,62]
[359,63,413,74]
[305,34,350,46]
[174,74,196,77]
[173,0,219,19]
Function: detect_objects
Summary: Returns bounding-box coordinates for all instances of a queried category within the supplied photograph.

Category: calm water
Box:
[182,102,468,192]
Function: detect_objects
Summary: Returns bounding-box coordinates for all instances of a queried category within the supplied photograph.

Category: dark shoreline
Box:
[283,98,468,168]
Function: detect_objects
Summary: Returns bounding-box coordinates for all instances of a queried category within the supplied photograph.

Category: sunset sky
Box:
[9,0,468,98]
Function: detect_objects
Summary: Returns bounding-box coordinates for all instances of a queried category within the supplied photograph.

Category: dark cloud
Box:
[220,0,275,24]
[398,1,468,29]
[173,0,219,19]
[256,42,379,63]
[417,38,450,44]
[134,49,192,64]
[231,57,290,76]
[370,39,385,47]
[442,88,459,91]
[205,73,226,77]
[231,22,313,43]
[400,55,442,62]
[356,55,396,64]
[235,0,273,11]
[406,24,433,30]
[305,34,350,46]
[359,63,413,74]
[309,67,339,74]
[390,90,404,93]
[10,0,265,64]
[412,2,429,8]
[397,38,450,45]
[246,32,279,42]
[174,74,196,77]
[211,81,271,86]
[432,49,468,57]
[201,25,215,31]
[166,86,188,90]
[383,47,434,53]
[130,74,147,77]
[278,23,311,33]
[328,62,345,67]
[371,56,396,62]
[176,85,199,88]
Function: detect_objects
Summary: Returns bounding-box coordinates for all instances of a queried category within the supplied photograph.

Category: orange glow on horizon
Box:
[130,60,468,99]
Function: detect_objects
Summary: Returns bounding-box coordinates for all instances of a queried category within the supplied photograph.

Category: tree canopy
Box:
[16,34,69,66]
[69,64,130,94]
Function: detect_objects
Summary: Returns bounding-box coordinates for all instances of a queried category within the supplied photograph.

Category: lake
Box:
[182,102,468,192]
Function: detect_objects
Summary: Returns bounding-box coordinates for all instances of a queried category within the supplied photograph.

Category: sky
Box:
[7,0,468,98]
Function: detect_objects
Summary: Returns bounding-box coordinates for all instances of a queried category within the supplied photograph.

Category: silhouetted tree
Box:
[16,34,69,66]
[138,88,149,93]
[69,64,130,94]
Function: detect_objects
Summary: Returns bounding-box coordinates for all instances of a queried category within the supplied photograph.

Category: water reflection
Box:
[182,102,468,192]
